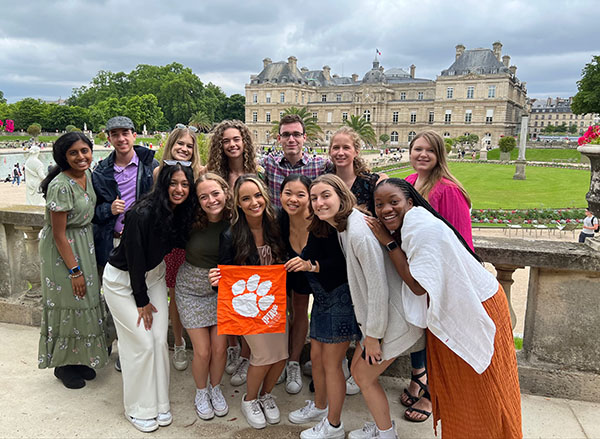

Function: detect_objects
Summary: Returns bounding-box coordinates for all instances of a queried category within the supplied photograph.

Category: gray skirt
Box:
[175,261,217,329]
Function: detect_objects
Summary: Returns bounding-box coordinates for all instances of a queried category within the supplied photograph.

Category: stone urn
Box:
[577,143,600,249]
[500,151,511,161]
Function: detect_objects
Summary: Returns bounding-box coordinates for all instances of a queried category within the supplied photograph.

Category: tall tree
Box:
[11,98,46,131]
[270,106,323,142]
[189,110,212,132]
[572,55,600,115]
[343,114,376,146]
[222,94,245,121]
[0,90,6,104]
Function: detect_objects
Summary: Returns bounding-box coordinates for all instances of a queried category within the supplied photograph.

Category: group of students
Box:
[37,113,523,439]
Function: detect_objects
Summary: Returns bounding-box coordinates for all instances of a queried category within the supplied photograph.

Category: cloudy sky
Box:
[1,0,598,103]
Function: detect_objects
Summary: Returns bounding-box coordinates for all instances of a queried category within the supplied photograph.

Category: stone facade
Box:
[245,42,528,149]
[528,97,598,138]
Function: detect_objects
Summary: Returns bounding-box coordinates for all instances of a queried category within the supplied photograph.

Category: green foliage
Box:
[390,162,589,209]
[379,133,390,145]
[222,94,245,121]
[27,123,42,138]
[541,122,570,134]
[343,115,376,146]
[11,98,45,131]
[154,133,209,165]
[97,132,107,142]
[514,337,523,350]
[0,90,6,104]
[444,138,453,153]
[65,125,77,132]
[568,124,578,134]
[498,136,517,152]
[572,55,600,115]
[270,107,323,142]
[189,110,212,132]
[487,148,583,162]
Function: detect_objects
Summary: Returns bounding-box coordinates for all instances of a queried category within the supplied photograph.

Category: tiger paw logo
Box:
[231,274,279,325]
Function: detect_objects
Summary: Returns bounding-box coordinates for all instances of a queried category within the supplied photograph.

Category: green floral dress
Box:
[38,171,108,369]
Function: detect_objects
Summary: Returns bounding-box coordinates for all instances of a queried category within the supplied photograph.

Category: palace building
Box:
[244,42,528,148]
[528,97,597,139]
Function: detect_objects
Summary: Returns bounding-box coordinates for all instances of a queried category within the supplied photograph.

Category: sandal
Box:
[404,384,431,423]
[400,370,427,407]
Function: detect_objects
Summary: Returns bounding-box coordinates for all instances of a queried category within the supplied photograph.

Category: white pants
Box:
[103,262,170,419]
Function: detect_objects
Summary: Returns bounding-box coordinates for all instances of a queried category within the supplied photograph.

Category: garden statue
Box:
[24,145,46,206]
[513,114,528,180]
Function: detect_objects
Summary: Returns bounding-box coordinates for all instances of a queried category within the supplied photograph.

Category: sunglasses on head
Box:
[175,123,198,133]
[163,160,191,167]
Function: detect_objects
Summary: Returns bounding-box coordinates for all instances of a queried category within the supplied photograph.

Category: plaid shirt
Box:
[261,152,328,207]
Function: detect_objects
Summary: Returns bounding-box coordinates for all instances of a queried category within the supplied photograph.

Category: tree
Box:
[0,90,6,104]
[65,125,77,132]
[343,115,376,146]
[222,94,245,121]
[189,110,212,132]
[444,137,455,153]
[123,94,165,132]
[27,123,42,138]
[379,133,390,146]
[569,124,578,134]
[498,136,516,152]
[270,106,323,142]
[466,134,479,148]
[11,98,45,130]
[572,55,600,115]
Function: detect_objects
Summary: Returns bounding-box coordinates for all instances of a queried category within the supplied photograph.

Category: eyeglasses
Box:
[174,123,198,133]
[280,131,304,139]
[164,160,191,167]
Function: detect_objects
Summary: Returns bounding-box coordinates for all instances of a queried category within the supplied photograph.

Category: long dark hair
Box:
[129,163,197,245]
[308,174,357,237]
[40,132,93,198]
[231,174,284,264]
[375,178,481,262]
[279,173,312,238]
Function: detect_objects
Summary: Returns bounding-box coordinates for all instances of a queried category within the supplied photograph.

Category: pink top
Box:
[405,173,473,250]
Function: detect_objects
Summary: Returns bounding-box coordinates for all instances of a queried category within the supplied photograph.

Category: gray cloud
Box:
[1,0,598,103]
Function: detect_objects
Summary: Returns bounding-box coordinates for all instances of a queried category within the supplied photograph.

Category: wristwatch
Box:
[385,241,398,252]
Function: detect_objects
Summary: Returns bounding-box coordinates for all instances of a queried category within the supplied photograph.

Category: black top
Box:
[279,211,311,295]
[218,228,260,266]
[350,172,379,215]
[303,228,348,292]
[108,205,184,307]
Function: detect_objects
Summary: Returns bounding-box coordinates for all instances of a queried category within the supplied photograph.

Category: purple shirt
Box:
[113,153,139,234]
[262,152,328,207]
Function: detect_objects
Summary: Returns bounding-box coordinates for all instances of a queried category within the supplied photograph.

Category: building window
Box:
[336,93,342,102]
[295,92,299,103]
[327,112,332,123]
[534,121,538,127]
[253,130,258,140]
[265,112,271,123]
[488,85,496,98]
[447,87,454,99]
[392,111,399,124]
[364,110,371,122]
[535,115,539,119]
[252,93,257,103]
[418,91,424,100]
[486,109,493,124]
[443,132,450,137]
[541,114,545,119]
[312,112,318,121]
[400,92,406,100]
[540,121,544,127]
[252,112,258,123]
[548,114,552,120]
[280,92,285,103]
[410,112,417,124]
[321,94,327,102]
[325,131,331,142]
[408,131,416,142]
[467,86,474,99]
[429,111,434,124]
[266,92,271,103]
[390,131,399,143]
[581,121,585,127]
[570,114,573,119]
[301,92,305,104]
[465,110,472,124]
[444,110,452,124]
[342,112,348,122]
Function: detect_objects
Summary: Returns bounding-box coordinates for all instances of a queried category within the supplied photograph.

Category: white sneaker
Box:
[276,364,286,384]
[289,400,328,424]
[125,413,159,433]
[348,422,377,439]
[225,344,241,374]
[346,375,361,395]
[172,338,188,371]
[241,394,266,429]
[286,361,303,394]
[230,357,249,386]
[195,388,214,420]
[209,384,229,417]
[342,357,350,380]
[259,392,280,424]
[157,411,172,427]
[302,360,312,377]
[300,417,345,439]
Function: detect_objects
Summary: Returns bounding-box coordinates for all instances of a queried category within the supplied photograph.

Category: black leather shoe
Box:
[73,365,96,380]
[54,366,86,389]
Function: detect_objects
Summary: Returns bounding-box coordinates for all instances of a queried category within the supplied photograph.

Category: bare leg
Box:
[289,292,309,362]
[169,287,184,346]
[350,346,395,430]
[227,335,239,348]
[240,337,250,359]
[321,341,350,425]
[187,327,211,389]
[310,340,328,409]
[260,359,287,395]
[245,364,270,401]
[209,326,227,387]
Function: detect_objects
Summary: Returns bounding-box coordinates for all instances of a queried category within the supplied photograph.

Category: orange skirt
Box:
[427,285,522,438]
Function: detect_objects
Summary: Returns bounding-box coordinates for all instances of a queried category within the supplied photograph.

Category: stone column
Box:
[492,263,522,329]
[14,225,43,298]
[578,143,600,250]
[513,115,528,180]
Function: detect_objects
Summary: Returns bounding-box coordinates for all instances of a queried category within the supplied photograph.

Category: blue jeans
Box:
[12,176,20,185]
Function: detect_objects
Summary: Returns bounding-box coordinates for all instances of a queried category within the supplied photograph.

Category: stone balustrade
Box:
[1,205,599,402]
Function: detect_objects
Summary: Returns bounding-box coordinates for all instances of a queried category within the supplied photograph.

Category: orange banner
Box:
[217,265,287,335]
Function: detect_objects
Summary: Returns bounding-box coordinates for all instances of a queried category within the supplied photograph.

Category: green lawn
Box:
[487,148,583,162]
[389,162,589,209]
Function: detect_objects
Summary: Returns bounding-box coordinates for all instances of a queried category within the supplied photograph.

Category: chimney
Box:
[287,56,298,71]
[332,74,339,78]
[509,65,517,76]
[301,67,309,73]
[352,73,359,82]
[492,41,502,61]
[323,65,331,81]
[547,97,552,106]
[410,64,416,78]
[263,58,272,69]
[455,44,465,60]
[502,55,510,67]
[250,74,257,80]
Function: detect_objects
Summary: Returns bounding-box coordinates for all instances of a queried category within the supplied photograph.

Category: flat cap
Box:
[105,116,135,132]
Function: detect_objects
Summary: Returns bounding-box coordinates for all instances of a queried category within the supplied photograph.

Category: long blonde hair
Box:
[409,130,471,206]
[328,127,370,176]
[159,127,204,177]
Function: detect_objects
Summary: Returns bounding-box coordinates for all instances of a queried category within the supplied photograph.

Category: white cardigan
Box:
[401,207,499,374]
[338,209,423,361]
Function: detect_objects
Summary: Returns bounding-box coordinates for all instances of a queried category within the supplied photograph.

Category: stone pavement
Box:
[1,322,598,438]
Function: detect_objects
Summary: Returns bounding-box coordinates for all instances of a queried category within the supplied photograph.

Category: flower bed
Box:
[471,208,586,225]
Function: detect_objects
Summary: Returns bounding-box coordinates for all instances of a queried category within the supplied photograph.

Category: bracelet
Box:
[69,272,83,279]
[68,265,81,275]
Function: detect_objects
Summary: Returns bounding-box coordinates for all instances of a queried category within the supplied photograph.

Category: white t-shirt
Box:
[583,215,598,236]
